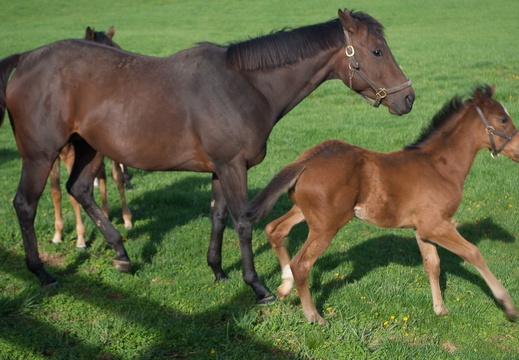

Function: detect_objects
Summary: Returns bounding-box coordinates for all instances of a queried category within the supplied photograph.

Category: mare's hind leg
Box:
[207,174,229,281]
[15,159,59,286]
[264,205,305,299]
[111,160,132,229]
[419,221,517,321]
[68,139,131,272]
[415,233,449,316]
[96,161,110,218]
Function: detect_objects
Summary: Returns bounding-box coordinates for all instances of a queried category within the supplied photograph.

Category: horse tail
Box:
[246,162,306,223]
[0,54,20,126]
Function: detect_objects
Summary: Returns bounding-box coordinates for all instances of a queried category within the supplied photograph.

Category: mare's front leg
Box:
[214,161,274,303]
[207,174,229,280]
[15,159,59,286]
[68,139,131,273]
[419,220,517,321]
[264,205,305,299]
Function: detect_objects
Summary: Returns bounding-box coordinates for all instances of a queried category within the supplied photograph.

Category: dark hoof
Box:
[257,293,276,305]
[113,259,131,273]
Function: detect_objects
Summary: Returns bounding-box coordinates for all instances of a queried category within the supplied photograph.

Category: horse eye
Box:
[499,118,508,124]
[373,50,382,57]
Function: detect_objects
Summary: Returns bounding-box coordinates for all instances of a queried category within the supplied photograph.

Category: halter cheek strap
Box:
[343,30,412,108]
[475,105,519,157]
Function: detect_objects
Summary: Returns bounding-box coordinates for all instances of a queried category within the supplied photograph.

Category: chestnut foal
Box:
[247,85,518,324]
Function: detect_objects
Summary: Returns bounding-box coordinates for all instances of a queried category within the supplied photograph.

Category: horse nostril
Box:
[405,94,415,108]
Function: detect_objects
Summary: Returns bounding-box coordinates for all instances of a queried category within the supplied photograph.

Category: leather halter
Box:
[343,30,412,108]
[475,105,518,157]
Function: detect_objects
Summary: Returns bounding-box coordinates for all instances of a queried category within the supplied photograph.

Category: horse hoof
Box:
[113,259,131,273]
[257,293,276,305]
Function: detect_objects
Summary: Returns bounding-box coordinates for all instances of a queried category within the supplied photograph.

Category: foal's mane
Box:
[405,85,493,149]
[224,11,384,71]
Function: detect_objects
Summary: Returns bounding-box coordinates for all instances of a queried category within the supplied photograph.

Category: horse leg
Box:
[207,174,229,280]
[415,233,449,316]
[96,161,110,219]
[264,205,305,299]
[111,160,132,229]
[121,164,133,189]
[214,162,274,303]
[67,139,131,272]
[14,159,58,286]
[50,157,64,244]
[290,228,338,325]
[420,221,517,321]
[59,145,87,248]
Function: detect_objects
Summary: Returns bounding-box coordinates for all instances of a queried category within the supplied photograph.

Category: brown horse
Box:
[50,26,133,248]
[0,9,414,302]
[246,85,518,323]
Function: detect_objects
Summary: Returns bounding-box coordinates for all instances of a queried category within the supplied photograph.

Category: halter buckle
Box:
[376,88,387,99]
[485,126,495,135]
[345,45,355,57]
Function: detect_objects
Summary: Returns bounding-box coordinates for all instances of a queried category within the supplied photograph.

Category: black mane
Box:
[224,11,385,71]
[404,85,493,149]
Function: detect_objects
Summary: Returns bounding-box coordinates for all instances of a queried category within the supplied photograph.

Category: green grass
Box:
[1,0,519,358]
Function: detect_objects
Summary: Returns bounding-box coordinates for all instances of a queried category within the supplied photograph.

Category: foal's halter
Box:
[475,105,519,157]
[343,30,412,108]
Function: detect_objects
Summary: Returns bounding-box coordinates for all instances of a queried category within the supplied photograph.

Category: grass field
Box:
[1,0,518,359]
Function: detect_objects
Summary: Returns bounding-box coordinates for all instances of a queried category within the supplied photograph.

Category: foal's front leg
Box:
[415,233,449,316]
[264,205,305,299]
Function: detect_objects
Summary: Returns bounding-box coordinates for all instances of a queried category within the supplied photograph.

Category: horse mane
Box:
[224,10,385,71]
[404,85,493,149]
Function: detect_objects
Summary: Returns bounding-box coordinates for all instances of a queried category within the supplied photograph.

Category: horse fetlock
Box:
[433,304,449,316]
[277,280,293,300]
[51,233,62,244]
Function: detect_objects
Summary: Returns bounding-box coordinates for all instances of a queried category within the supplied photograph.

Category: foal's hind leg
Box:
[15,159,59,286]
[111,160,132,229]
[420,221,517,321]
[264,205,305,299]
[68,139,131,272]
[50,157,65,244]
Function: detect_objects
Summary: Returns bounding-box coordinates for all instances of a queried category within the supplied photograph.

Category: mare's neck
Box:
[246,48,342,121]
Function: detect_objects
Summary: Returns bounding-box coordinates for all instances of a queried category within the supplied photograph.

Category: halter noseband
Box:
[475,105,518,157]
[343,30,412,108]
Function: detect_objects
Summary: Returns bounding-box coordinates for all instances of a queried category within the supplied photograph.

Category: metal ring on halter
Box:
[375,88,387,99]
[485,126,495,135]
[345,45,355,57]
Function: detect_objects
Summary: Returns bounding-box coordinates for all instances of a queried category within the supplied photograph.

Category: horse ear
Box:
[338,8,357,33]
[107,26,115,39]
[474,84,495,107]
[85,26,95,41]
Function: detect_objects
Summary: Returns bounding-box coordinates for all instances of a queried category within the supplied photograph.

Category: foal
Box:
[247,85,518,324]
[50,26,132,248]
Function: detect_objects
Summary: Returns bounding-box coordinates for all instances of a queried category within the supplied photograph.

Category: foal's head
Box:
[85,26,121,49]
[472,85,519,160]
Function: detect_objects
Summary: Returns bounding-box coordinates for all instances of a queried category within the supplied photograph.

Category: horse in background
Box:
[0,9,414,301]
[50,26,133,248]
[246,85,517,323]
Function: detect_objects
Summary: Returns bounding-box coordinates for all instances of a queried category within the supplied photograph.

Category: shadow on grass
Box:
[300,217,515,312]
[0,245,299,359]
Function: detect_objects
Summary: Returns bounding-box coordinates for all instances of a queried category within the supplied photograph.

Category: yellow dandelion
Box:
[326,307,333,311]
[360,296,366,300]
[390,315,395,321]
[403,316,409,322]
[334,273,339,278]
[383,321,389,326]
[405,333,409,337]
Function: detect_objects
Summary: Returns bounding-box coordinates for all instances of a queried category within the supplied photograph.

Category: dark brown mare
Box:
[246,85,518,323]
[0,9,414,302]
[50,26,133,248]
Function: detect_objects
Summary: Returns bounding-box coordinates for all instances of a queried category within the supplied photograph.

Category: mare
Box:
[0,9,414,302]
[246,85,518,323]
[50,26,133,248]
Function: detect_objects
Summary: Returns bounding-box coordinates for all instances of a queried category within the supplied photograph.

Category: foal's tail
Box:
[245,162,306,223]
[0,54,20,126]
